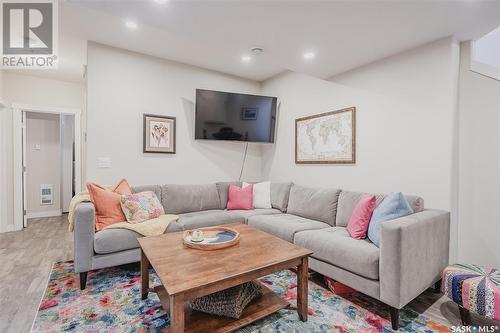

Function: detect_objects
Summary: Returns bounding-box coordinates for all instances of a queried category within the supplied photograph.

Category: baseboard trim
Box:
[27,210,62,219]
[0,224,19,233]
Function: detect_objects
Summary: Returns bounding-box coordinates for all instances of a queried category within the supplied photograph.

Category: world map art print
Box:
[295,107,356,164]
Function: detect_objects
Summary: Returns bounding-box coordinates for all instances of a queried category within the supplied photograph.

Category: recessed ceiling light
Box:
[125,20,138,30]
[250,47,264,55]
[241,55,251,63]
[303,52,316,60]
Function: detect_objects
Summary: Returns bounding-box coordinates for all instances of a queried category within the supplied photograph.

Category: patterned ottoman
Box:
[442,264,500,324]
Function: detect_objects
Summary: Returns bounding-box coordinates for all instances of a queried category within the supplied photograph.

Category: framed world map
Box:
[295,107,356,164]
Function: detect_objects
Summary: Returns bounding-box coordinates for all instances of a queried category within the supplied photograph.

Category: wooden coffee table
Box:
[138,223,312,333]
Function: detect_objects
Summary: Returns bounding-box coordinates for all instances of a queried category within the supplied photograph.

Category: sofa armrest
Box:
[379,209,450,309]
[74,202,96,273]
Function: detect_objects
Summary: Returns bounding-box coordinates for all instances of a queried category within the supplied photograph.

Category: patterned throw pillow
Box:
[120,191,164,224]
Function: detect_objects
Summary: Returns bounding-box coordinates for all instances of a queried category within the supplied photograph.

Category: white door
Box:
[61,115,75,212]
[22,111,28,228]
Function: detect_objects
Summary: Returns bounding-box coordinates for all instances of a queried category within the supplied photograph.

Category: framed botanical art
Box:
[295,107,356,164]
[143,114,176,154]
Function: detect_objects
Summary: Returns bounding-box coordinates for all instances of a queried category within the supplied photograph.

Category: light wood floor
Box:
[0,215,73,333]
[0,215,496,333]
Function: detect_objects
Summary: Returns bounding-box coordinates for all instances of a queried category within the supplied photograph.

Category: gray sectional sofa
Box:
[73,181,450,329]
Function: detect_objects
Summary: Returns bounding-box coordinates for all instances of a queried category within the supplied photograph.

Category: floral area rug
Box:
[31,261,451,332]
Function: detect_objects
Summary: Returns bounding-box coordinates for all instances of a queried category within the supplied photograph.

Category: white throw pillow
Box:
[243,181,272,209]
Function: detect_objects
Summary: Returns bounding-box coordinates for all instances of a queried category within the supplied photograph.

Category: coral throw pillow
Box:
[227,184,254,210]
[346,194,376,239]
[87,179,132,231]
[120,191,164,224]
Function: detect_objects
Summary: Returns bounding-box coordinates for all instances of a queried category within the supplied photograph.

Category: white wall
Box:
[458,42,500,268]
[25,113,62,216]
[262,71,454,209]
[262,38,460,260]
[86,43,263,186]
[330,38,459,110]
[326,37,460,261]
[3,73,85,108]
[0,73,84,232]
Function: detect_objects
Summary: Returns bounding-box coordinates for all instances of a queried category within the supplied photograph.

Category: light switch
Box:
[34,144,41,151]
[97,157,111,168]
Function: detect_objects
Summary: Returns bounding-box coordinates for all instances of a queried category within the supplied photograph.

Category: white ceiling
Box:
[8,0,500,83]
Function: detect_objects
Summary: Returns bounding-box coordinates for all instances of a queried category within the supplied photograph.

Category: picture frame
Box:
[241,107,258,120]
[143,114,176,154]
[295,107,356,164]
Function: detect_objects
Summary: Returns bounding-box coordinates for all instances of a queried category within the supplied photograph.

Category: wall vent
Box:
[40,184,53,205]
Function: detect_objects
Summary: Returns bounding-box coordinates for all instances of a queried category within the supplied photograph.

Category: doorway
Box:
[13,105,81,230]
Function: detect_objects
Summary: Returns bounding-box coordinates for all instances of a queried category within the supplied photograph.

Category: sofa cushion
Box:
[247,214,330,242]
[286,185,341,225]
[294,227,380,280]
[94,208,252,253]
[336,190,424,227]
[229,209,282,221]
[131,185,162,203]
[216,182,241,209]
[94,228,141,254]
[270,182,293,212]
[161,184,221,214]
[94,214,210,255]
[167,210,245,232]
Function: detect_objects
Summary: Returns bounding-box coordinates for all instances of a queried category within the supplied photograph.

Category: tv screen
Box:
[195,89,277,143]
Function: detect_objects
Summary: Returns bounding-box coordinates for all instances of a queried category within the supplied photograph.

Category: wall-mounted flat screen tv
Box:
[195,89,277,143]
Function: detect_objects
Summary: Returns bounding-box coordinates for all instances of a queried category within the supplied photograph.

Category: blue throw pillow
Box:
[367,192,413,247]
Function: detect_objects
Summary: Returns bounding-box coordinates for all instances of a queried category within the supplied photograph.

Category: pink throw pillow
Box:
[227,184,254,210]
[346,194,376,239]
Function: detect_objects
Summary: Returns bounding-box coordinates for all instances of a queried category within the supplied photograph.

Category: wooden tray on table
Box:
[183,226,240,250]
